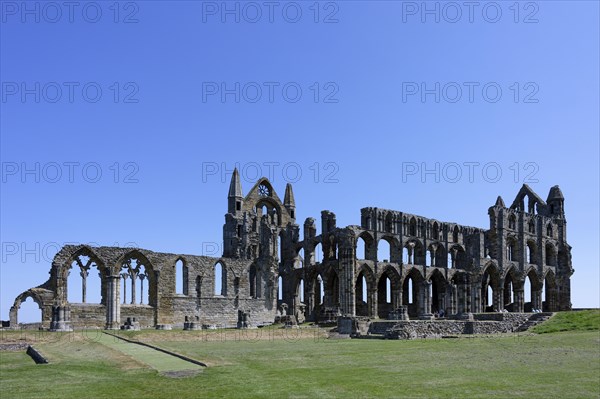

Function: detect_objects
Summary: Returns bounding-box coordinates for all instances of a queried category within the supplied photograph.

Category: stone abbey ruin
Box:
[9,171,573,335]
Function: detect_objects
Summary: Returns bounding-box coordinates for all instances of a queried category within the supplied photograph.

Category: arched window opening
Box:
[295,248,304,269]
[507,241,517,262]
[525,276,532,307]
[278,276,283,301]
[528,219,535,233]
[407,278,413,304]
[426,249,434,266]
[314,243,323,264]
[386,277,391,303]
[508,215,516,230]
[528,197,537,215]
[356,237,366,260]
[121,257,150,305]
[298,279,305,303]
[527,242,536,264]
[377,239,391,262]
[18,297,41,325]
[249,265,257,298]
[278,232,285,262]
[546,224,553,237]
[403,247,410,264]
[504,277,515,309]
[447,253,452,268]
[453,226,459,243]
[317,275,324,305]
[409,218,417,236]
[68,255,102,304]
[214,263,223,296]
[361,276,367,303]
[175,259,185,295]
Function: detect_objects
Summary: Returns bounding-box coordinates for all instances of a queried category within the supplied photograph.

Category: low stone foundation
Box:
[338,313,553,339]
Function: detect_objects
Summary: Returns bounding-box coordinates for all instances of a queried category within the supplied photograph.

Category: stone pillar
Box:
[392,288,401,309]
[532,290,542,311]
[408,243,414,264]
[514,289,525,313]
[447,284,457,315]
[105,275,121,330]
[371,288,378,318]
[471,280,481,313]
[80,268,89,303]
[430,244,438,267]
[130,270,138,305]
[307,289,315,320]
[50,305,73,331]
[140,274,146,305]
[419,281,433,319]
[120,273,128,304]
[495,287,504,312]
[339,245,355,316]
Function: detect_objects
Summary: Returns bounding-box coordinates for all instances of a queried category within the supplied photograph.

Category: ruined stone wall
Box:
[70,304,106,329]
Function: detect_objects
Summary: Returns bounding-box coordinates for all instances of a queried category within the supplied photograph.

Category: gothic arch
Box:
[61,246,107,305]
[481,262,501,312]
[9,289,48,326]
[377,235,399,263]
[356,231,375,261]
[542,269,558,311]
[428,268,448,314]
[402,267,424,317]
[116,250,158,307]
[545,242,557,266]
[355,264,375,317]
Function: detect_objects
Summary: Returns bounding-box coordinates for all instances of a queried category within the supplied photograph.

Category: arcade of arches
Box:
[8,176,572,330]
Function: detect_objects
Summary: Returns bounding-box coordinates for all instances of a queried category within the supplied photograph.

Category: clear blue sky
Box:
[1,1,598,321]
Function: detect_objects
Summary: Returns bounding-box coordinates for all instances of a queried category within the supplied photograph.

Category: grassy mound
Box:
[532,310,600,334]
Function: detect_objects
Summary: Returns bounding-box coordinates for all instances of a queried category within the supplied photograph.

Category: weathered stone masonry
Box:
[9,171,573,330]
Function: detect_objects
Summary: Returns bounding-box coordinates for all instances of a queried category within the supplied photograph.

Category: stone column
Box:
[392,288,401,309]
[419,281,433,319]
[105,274,121,330]
[408,243,415,264]
[80,268,89,303]
[514,289,525,313]
[120,273,128,304]
[447,284,457,315]
[451,249,458,268]
[339,245,355,316]
[495,287,504,312]
[430,244,437,267]
[139,274,146,305]
[471,280,481,313]
[371,288,378,318]
[50,304,73,332]
[130,270,138,305]
[307,289,315,320]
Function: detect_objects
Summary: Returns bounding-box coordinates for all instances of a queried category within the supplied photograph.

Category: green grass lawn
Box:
[532,309,600,334]
[1,311,599,399]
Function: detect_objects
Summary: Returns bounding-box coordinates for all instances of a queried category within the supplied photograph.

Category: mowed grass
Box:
[532,309,600,334]
[95,333,203,373]
[0,312,598,399]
